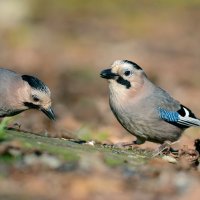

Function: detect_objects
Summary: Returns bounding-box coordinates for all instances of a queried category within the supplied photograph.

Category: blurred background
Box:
[1,0,200,147]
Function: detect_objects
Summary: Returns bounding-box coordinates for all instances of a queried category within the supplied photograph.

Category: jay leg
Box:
[153,141,179,157]
[114,136,146,148]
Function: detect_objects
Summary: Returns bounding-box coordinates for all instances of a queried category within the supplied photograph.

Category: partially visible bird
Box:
[100,60,200,146]
[0,68,55,120]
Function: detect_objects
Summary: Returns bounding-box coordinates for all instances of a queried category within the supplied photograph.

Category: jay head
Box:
[100,60,145,92]
[0,68,56,120]
[100,60,200,146]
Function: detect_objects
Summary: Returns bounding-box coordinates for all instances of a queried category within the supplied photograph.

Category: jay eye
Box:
[124,70,132,76]
[32,95,40,102]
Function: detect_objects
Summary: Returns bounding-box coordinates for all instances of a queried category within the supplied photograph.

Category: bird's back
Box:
[0,68,23,92]
[0,68,24,116]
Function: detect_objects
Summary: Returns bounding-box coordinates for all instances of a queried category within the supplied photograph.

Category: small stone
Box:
[86,141,95,146]
[162,155,177,163]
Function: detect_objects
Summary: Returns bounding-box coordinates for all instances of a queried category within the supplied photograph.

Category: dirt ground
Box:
[0,1,200,200]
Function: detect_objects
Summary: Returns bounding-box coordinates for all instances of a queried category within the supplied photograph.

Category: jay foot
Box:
[153,141,179,157]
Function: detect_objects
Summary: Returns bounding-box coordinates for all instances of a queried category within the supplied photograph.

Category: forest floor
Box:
[0,1,200,199]
[0,129,200,200]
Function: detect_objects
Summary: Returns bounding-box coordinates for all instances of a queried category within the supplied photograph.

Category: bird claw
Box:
[152,141,179,157]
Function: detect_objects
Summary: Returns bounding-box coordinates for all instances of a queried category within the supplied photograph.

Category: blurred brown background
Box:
[1,0,200,147]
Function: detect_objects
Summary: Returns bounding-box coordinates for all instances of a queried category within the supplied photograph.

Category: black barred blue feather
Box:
[158,108,179,122]
[158,105,200,129]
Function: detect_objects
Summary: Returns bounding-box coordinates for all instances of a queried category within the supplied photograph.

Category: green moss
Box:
[0,153,21,164]
[2,130,153,169]
[0,117,14,140]
[13,136,79,162]
[104,156,125,167]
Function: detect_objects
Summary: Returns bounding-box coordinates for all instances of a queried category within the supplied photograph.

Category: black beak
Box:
[41,107,56,120]
[100,69,118,79]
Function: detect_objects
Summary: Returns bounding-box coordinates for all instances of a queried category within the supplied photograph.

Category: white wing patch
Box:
[158,105,200,128]
[178,106,200,127]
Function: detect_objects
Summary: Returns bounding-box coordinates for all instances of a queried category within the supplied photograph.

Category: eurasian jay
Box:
[100,60,199,145]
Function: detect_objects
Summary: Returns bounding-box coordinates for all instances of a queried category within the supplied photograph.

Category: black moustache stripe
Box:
[24,102,40,109]
[116,77,131,89]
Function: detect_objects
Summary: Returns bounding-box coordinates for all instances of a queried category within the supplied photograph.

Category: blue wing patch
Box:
[158,108,179,123]
[158,106,200,128]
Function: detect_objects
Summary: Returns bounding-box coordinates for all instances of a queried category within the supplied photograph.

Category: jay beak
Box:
[100,69,118,79]
[41,107,56,121]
